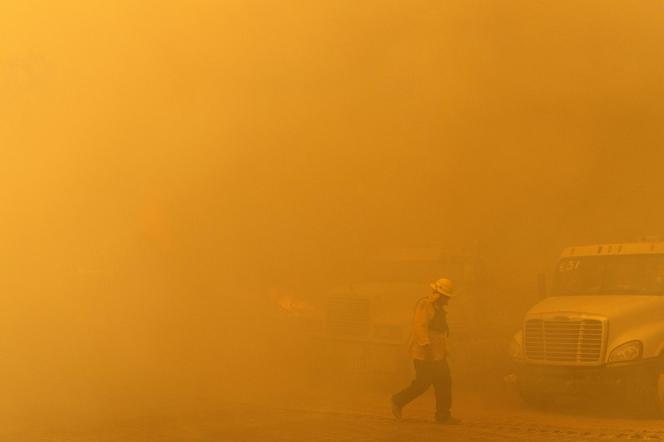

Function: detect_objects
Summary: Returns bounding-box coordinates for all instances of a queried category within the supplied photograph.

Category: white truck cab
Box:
[510,241,664,415]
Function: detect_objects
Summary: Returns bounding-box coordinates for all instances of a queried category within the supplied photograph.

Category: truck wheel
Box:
[645,364,664,418]
[653,370,664,417]
[517,382,555,409]
[628,360,664,418]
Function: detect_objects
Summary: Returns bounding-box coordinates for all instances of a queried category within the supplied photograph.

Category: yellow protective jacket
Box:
[408,295,448,361]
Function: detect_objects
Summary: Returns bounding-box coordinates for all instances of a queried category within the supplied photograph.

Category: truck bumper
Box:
[513,358,660,394]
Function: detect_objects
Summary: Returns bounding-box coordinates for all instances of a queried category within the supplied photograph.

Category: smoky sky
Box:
[2,0,664,289]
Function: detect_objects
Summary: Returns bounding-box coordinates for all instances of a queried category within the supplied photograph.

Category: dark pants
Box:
[392,359,452,420]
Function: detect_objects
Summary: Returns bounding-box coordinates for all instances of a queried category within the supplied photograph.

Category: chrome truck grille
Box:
[524,317,605,364]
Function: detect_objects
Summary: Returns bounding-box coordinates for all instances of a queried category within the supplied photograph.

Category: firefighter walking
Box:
[391,278,460,424]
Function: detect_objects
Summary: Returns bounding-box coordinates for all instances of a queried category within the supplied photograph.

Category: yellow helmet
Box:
[431,278,454,297]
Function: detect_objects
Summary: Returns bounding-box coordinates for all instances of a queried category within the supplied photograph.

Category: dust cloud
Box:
[2,0,664,437]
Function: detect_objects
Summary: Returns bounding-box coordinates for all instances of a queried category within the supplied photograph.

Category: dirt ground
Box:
[7,381,664,442]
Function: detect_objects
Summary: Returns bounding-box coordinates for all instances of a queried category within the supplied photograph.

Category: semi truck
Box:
[320,247,489,376]
[510,241,664,415]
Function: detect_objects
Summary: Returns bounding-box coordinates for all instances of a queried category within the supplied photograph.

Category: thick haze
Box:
[2,0,664,431]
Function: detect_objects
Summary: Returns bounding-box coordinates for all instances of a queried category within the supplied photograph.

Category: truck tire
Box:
[651,369,664,418]
[626,358,664,418]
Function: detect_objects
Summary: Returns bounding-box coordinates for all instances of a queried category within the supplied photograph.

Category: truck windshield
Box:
[554,254,664,295]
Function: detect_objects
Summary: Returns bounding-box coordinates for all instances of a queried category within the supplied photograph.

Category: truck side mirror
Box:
[537,273,547,299]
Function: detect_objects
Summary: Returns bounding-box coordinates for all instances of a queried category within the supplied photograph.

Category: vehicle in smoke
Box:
[509,241,664,416]
[319,247,489,376]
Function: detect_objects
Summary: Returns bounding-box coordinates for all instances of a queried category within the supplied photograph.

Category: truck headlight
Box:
[508,331,523,360]
[608,340,643,363]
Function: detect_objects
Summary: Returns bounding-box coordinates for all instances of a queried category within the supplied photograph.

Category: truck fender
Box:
[611,322,664,360]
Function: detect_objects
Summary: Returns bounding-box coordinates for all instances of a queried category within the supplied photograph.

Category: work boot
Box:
[390,397,402,420]
[435,415,461,425]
